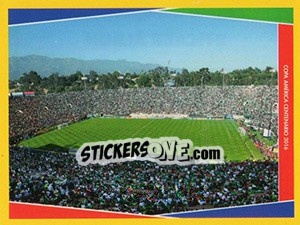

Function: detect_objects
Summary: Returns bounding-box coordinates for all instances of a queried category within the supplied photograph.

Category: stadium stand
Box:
[9,85,278,214]
[9,147,277,214]
[9,86,278,144]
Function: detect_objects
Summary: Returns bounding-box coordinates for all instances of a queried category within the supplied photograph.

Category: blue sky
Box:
[9,11,277,72]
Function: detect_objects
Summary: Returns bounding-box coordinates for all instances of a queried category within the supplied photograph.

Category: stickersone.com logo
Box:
[76,137,224,166]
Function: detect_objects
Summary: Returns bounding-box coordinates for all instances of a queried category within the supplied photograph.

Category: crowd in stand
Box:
[9,147,278,214]
[9,85,278,144]
[9,85,279,214]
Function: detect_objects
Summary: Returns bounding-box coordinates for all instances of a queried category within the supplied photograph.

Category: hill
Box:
[9,55,164,80]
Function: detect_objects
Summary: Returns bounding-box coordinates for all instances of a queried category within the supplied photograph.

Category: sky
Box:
[9,10,277,72]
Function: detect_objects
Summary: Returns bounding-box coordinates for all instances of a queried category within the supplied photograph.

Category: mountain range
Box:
[9,55,169,80]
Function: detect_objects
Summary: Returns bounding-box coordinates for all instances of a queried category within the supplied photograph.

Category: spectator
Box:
[9,86,278,145]
[9,147,278,215]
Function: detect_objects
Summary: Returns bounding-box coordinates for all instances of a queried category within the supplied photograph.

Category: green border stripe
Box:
[166,8,293,24]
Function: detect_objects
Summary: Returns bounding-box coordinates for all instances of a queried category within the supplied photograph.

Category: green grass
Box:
[19,118,264,161]
[250,130,277,146]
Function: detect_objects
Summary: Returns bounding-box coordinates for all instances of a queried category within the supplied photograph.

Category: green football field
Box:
[19,118,263,161]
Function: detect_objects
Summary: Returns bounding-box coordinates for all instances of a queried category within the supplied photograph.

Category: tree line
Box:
[9,66,277,94]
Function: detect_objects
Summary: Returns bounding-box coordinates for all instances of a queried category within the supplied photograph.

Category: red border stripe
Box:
[278,24,294,201]
[9,202,157,219]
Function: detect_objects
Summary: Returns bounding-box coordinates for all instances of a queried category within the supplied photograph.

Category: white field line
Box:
[229,121,256,160]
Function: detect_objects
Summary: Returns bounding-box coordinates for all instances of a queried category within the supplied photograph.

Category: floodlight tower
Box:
[81,76,88,90]
[221,69,227,115]
[221,68,226,88]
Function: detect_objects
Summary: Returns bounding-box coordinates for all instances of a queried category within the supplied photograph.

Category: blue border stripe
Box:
[9,9,157,25]
[163,201,294,218]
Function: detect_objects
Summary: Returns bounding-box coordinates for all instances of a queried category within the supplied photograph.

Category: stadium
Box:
[9,84,279,215]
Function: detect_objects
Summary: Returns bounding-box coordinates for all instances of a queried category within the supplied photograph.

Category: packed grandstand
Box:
[9,85,278,214]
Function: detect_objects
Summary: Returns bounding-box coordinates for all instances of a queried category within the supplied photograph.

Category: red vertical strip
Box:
[278,24,293,201]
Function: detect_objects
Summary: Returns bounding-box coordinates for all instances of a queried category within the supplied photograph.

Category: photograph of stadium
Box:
[9,9,279,216]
